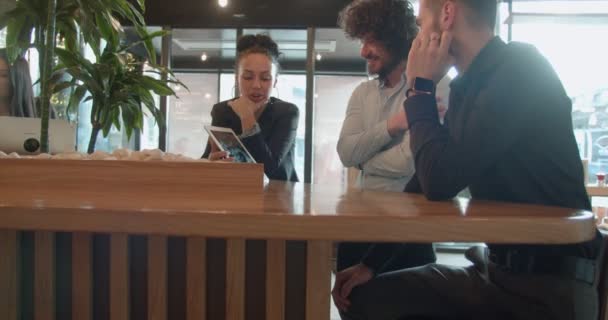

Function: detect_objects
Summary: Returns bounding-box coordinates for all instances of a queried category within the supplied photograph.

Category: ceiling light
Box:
[201,53,208,61]
[218,0,228,8]
[205,93,212,99]
[316,53,322,61]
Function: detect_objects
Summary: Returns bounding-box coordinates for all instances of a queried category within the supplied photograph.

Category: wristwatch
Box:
[240,122,261,138]
[405,77,435,98]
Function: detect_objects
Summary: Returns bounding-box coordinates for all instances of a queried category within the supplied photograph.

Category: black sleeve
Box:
[404,48,563,201]
[241,105,299,178]
[404,174,423,193]
[202,104,227,159]
[360,243,402,274]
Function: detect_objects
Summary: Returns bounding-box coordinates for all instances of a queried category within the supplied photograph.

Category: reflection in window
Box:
[313,75,366,186]
[0,28,5,48]
[507,1,608,183]
[167,73,219,158]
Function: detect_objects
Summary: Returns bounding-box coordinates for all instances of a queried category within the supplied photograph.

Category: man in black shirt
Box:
[338,1,601,319]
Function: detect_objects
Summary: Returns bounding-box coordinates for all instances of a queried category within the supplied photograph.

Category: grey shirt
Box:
[337,76,451,192]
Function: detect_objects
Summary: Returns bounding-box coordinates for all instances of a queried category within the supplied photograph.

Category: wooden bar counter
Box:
[0,176,597,320]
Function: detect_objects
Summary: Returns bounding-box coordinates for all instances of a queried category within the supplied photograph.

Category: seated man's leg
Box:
[340,263,486,320]
[382,243,436,273]
[337,242,436,273]
[342,245,598,320]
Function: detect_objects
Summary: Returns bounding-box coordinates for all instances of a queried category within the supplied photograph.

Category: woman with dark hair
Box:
[0,50,36,117]
[202,34,299,182]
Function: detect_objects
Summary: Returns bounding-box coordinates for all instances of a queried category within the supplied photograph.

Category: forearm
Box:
[361,135,415,178]
[337,120,393,167]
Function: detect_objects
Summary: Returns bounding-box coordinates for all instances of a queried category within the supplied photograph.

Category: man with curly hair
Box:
[337,1,601,319]
[333,0,448,309]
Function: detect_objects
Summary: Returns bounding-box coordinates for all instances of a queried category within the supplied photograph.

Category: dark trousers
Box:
[337,242,436,273]
[340,246,598,320]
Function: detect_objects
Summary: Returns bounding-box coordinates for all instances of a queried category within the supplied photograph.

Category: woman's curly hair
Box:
[338,0,418,62]
[236,34,281,69]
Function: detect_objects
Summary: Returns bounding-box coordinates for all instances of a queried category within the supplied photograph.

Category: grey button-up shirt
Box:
[337,75,450,192]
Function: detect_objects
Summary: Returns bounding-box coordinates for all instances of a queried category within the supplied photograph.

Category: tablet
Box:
[204,125,256,163]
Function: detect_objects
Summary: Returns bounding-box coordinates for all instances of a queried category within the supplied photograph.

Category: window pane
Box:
[168,28,237,157]
[0,28,5,48]
[219,73,235,102]
[313,75,366,186]
[167,73,218,158]
[274,74,306,181]
[510,2,608,183]
[513,1,608,14]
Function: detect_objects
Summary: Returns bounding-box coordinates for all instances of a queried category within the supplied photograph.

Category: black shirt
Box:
[362,37,599,271]
[202,97,299,182]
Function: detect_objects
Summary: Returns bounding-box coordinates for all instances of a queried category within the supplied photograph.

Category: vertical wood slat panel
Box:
[226,238,245,320]
[110,234,129,320]
[186,237,206,320]
[266,240,285,320]
[72,233,92,320]
[148,236,167,320]
[35,231,54,320]
[0,230,19,320]
[305,240,332,320]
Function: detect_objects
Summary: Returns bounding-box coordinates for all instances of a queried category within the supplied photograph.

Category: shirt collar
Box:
[378,73,406,90]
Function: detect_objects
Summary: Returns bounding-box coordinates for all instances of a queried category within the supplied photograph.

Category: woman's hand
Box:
[228,96,266,132]
[208,139,234,162]
[208,151,234,162]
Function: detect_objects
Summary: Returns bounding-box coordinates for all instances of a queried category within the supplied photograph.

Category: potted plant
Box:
[0,0,159,153]
[54,29,183,153]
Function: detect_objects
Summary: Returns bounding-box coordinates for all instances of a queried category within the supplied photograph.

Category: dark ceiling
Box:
[143,0,353,28]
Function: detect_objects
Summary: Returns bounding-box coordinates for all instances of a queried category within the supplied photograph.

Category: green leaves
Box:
[2,0,185,153]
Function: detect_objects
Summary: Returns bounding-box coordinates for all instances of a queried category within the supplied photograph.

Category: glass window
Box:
[313,75,366,186]
[167,72,219,158]
[508,1,608,183]
[275,74,307,180]
[0,28,6,48]
[167,28,237,157]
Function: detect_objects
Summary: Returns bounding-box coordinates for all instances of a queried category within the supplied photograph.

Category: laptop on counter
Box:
[0,116,77,154]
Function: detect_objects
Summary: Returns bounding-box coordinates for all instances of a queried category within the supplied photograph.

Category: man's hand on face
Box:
[406,31,455,86]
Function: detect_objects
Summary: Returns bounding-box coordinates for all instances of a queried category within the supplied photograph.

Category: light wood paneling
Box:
[148,236,167,320]
[305,241,332,320]
[0,159,263,210]
[72,233,92,320]
[34,231,54,320]
[186,237,206,320]
[266,240,286,320]
[226,239,245,320]
[110,234,129,320]
[0,180,595,244]
[0,230,18,320]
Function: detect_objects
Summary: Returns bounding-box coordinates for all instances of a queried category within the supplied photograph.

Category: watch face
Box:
[414,77,435,93]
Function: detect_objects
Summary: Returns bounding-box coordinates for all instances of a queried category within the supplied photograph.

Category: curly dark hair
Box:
[338,0,418,62]
[236,34,281,69]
